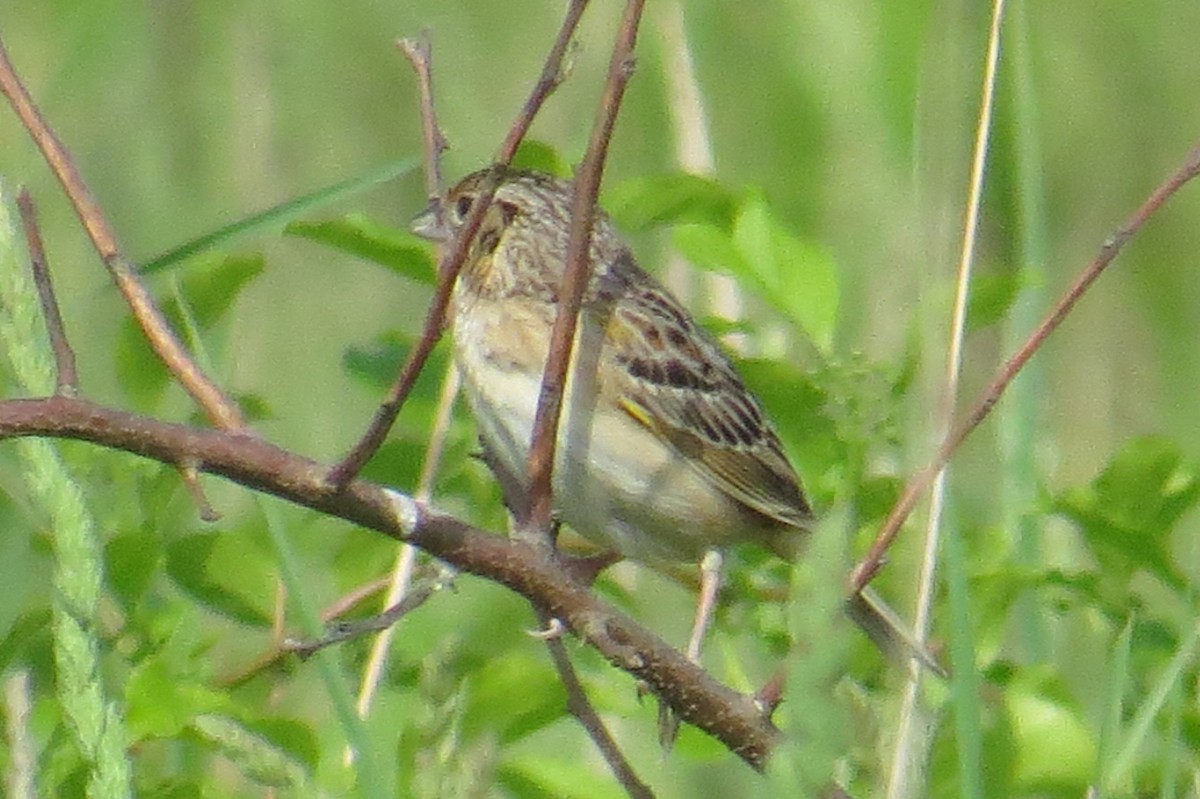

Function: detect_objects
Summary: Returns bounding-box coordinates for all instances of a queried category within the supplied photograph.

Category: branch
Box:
[0,395,780,768]
[523,0,646,534]
[0,38,246,432]
[397,33,447,201]
[538,609,654,798]
[851,140,1200,592]
[496,0,590,163]
[327,1,590,487]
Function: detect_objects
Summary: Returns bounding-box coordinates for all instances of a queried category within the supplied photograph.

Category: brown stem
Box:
[14,190,77,396]
[0,38,245,432]
[851,140,1200,593]
[0,395,780,768]
[327,1,591,488]
[523,0,646,534]
[538,608,655,798]
[178,460,219,522]
[496,0,591,163]
[216,575,393,689]
[287,571,451,659]
[397,33,447,201]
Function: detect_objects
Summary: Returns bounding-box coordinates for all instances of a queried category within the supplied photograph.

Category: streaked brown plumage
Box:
[413,167,813,565]
[412,166,944,682]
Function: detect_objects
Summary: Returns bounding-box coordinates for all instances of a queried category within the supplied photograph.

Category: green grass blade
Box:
[944,525,984,799]
[140,156,420,274]
[1103,617,1200,793]
[259,497,389,799]
[1092,615,1134,798]
[1002,0,1050,664]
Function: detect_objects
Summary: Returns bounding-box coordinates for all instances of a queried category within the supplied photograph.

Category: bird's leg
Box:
[659,549,725,751]
[685,549,724,663]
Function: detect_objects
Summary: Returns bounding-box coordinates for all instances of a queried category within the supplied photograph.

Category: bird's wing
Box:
[601,265,813,530]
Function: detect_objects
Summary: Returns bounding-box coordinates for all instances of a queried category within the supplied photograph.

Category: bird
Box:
[410,166,937,684]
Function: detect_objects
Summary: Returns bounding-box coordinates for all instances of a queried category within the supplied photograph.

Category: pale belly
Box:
[452,310,757,564]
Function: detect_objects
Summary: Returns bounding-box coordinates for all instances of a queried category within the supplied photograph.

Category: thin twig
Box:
[350,364,460,759]
[397,33,447,201]
[325,175,492,487]
[215,575,393,689]
[852,138,1200,594]
[14,190,77,395]
[523,0,646,534]
[322,575,393,621]
[0,38,245,432]
[538,608,654,799]
[327,1,590,487]
[286,572,451,659]
[179,460,220,522]
[272,575,287,648]
[496,0,590,163]
[343,42,457,747]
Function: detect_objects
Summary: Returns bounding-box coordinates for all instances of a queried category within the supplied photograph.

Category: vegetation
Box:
[2,2,1199,797]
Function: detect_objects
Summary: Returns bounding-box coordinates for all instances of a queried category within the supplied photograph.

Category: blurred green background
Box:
[3,1,1200,797]
[4,2,1200,469]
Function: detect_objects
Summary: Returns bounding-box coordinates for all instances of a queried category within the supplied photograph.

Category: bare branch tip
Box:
[526,616,567,640]
[179,461,220,522]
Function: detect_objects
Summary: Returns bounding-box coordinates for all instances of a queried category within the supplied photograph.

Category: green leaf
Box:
[343,330,408,390]
[341,330,452,400]
[1056,437,1200,587]
[180,252,265,328]
[735,358,837,479]
[191,714,321,792]
[358,438,433,491]
[672,222,752,278]
[929,680,1017,799]
[227,391,275,423]
[732,193,839,351]
[115,253,264,407]
[1105,616,1200,793]
[0,610,52,676]
[1006,682,1096,794]
[239,717,321,773]
[498,754,626,799]
[462,650,565,744]
[967,270,1025,332]
[105,528,163,609]
[0,501,40,641]
[165,533,271,626]
[140,157,421,274]
[606,173,738,231]
[126,655,228,740]
[285,214,435,285]
[510,140,568,176]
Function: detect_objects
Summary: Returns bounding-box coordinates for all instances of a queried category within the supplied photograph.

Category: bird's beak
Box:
[410,199,451,242]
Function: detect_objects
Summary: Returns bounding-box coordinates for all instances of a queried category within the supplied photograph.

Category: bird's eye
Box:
[453,194,474,221]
